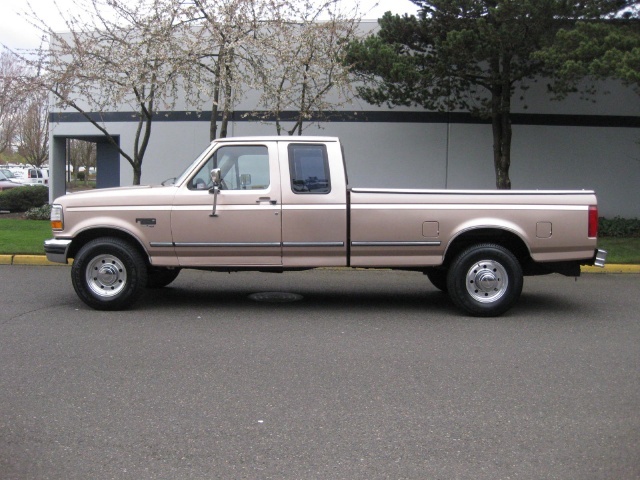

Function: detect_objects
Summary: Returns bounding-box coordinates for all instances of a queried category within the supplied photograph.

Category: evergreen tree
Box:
[346,0,631,189]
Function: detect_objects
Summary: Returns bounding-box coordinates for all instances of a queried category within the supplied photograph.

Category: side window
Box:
[288,144,331,194]
[188,145,269,191]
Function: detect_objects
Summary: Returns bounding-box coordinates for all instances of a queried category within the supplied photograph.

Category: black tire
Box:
[146,268,181,289]
[446,243,523,317]
[71,237,148,310]
[425,269,448,292]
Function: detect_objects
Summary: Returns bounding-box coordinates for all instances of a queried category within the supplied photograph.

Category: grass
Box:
[598,238,640,265]
[1,218,639,263]
[0,219,52,255]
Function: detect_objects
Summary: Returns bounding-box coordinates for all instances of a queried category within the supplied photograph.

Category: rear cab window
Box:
[288,144,331,194]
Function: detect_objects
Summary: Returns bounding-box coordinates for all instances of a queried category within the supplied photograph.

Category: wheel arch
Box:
[443,227,531,268]
[68,228,150,265]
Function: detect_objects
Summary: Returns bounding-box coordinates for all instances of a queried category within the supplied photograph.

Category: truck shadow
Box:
[515,292,578,315]
[139,285,581,319]
[141,284,453,314]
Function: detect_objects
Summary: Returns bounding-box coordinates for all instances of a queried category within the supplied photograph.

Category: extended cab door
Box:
[171,142,282,266]
[279,140,348,267]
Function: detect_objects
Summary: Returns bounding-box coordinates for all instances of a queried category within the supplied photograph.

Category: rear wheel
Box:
[71,237,148,310]
[447,243,523,317]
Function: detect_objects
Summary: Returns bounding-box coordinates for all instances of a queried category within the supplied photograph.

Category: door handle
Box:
[256,197,277,205]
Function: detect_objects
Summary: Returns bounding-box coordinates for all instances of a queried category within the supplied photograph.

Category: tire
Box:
[426,269,448,292]
[146,268,181,289]
[71,237,148,310]
[446,243,523,317]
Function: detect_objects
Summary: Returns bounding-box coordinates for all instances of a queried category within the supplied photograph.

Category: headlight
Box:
[50,204,64,231]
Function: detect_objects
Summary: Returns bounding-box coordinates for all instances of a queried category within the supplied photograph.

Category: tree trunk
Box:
[209,56,222,141]
[491,110,512,189]
[133,163,142,185]
[219,50,234,139]
[220,80,231,138]
[132,99,153,186]
[210,92,219,141]
[491,60,512,190]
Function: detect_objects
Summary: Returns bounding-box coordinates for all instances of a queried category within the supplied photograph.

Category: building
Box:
[48,21,640,218]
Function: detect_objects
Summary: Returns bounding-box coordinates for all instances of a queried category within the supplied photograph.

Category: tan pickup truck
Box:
[45,136,606,316]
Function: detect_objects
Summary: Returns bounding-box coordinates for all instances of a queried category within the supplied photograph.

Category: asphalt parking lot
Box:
[1,266,639,479]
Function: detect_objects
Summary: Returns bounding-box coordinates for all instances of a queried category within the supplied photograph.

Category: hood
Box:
[56,185,178,208]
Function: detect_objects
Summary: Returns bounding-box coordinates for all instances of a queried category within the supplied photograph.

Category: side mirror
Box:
[210,168,221,186]
[209,168,221,217]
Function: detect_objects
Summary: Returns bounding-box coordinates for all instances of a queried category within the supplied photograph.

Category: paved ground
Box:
[1,266,639,479]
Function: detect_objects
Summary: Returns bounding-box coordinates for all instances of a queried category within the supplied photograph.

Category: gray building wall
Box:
[50,114,640,218]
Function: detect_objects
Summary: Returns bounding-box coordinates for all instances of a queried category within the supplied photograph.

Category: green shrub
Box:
[599,217,640,238]
[0,186,49,212]
[24,203,52,220]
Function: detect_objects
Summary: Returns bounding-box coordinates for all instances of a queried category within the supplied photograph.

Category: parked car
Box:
[7,167,24,180]
[0,168,17,179]
[17,167,48,186]
[0,171,23,191]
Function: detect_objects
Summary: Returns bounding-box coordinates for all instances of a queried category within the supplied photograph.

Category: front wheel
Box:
[447,244,523,317]
[425,269,448,292]
[71,237,148,310]
[146,267,181,289]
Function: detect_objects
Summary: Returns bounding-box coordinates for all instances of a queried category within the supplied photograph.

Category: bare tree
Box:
[253,1,362,135]
[184,0,271,140]
[0,50,26,154]
[69,139,96,185]
[16,89,49,168]
[183,0,362,139]
[22,0,194,184]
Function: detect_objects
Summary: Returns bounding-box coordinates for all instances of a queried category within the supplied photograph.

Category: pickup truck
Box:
[44,136,607,316]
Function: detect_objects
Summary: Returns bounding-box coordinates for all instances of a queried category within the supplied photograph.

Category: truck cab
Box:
[169,137,348,268]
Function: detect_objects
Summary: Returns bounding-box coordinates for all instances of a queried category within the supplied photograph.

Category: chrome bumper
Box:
[44,239,72,264]
[593,248,607,268]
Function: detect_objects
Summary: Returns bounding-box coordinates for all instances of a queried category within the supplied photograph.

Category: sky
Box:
[0,0,419,51]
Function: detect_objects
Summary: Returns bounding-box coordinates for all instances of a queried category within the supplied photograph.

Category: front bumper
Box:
[44,239,72,264]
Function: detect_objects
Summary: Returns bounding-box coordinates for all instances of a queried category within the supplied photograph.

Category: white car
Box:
[17,167,48,186]
[8,168,24,179]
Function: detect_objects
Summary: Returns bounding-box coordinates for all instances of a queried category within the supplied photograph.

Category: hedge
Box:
[599,217,640,238]
[0,186,49,212]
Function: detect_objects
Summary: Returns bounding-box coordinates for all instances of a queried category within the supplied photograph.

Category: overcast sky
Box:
[0,0,419,50]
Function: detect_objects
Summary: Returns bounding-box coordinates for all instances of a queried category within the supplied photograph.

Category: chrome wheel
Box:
[86,254,128,297]
[447,243,523,317]
[72,237,147,310]
[465,260,508,303]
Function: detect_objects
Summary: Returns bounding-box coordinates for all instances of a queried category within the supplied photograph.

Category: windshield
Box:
[0,171,8,181]
[172,143,217,187]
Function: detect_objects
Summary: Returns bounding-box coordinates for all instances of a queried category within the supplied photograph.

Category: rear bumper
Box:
[524,248,608,277]
[44,239,72,264]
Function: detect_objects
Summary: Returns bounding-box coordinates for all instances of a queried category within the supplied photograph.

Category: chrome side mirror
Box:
[210,168,221,187]
[209,168,221,217]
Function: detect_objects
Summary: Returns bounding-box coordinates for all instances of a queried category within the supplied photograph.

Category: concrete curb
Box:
[581,264,640,274]
[0,255,638,273]
[2,255,70,266]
